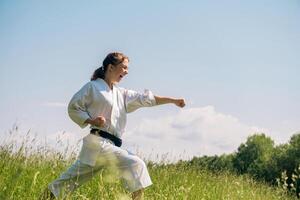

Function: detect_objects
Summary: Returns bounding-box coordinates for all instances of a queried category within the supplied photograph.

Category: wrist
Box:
[85,118,94,125]
[171,98,177,104]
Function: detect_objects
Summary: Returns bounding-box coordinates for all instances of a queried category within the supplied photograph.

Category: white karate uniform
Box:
[49,78,156,198]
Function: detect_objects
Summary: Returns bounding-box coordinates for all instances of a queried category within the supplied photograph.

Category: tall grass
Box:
[0,129,297,200]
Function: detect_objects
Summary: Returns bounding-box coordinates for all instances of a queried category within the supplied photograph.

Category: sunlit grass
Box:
[0,129,297,200]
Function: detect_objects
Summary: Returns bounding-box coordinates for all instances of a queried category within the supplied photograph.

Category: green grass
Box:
[0,142,296,200]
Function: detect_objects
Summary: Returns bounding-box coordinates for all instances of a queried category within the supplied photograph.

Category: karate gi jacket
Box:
[67,78,156,166]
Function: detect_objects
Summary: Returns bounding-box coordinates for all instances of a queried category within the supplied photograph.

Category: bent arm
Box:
[68,83,93,128]
[154,95,186,108]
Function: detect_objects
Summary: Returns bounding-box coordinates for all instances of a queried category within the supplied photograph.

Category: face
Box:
[108,59,129,84]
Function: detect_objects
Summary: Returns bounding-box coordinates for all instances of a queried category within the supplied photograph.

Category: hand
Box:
[92,116,106,127]
[174,98,186,108]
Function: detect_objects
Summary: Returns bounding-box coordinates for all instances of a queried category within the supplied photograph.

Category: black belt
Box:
[90,129,122,147]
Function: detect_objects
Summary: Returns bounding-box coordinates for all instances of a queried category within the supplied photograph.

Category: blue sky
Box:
[1,1,299,160]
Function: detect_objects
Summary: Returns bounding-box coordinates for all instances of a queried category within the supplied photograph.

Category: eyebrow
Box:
[121,63,128,68]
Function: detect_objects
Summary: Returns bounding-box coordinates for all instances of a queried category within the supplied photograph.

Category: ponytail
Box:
[91,66,105,81]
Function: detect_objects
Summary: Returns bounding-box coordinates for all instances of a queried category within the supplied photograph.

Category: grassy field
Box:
[0,142,296,200]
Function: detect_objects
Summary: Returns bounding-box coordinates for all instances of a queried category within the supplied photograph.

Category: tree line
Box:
[188,133,300,197]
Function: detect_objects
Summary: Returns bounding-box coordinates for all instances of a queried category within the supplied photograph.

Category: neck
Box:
[104,77,113,89]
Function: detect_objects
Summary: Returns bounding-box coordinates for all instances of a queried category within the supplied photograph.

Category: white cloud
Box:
[123,106,268,162]
[3,105,293,163]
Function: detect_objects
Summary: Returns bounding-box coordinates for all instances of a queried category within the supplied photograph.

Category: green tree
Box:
[232,133,275,181]
[287,133,300,171]
[284,133,300,196]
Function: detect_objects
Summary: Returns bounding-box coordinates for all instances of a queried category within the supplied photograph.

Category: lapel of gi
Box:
[110,86,118,134]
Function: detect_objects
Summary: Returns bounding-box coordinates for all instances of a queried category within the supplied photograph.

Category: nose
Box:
[124,69,128,75]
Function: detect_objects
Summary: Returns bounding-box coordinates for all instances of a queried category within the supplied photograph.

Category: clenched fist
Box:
[85,116,106,127]
[174,98,186,108]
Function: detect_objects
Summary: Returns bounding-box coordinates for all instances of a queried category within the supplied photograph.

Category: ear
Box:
[108,64,114,72]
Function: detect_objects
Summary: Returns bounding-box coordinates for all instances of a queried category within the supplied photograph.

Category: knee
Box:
[131,156,146,168]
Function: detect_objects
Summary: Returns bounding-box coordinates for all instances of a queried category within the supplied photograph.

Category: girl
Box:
[41,52,185,200]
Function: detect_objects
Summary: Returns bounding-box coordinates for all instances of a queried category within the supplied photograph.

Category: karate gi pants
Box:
[48,134,152,198]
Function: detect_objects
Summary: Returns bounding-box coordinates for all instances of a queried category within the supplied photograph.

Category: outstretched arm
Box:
[154,95,186,108]
[124,89,185,113]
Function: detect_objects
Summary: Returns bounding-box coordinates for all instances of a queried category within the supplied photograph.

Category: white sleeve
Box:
[68,82,93,128]
[124,89,157,113]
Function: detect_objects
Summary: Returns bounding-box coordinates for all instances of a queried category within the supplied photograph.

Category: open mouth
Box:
[119,75,124,78]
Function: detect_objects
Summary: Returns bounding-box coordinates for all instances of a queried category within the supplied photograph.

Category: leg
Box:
[119,153,152,193]
[132,189,144,200]
[48,160,102,199]
[103,146,152,193]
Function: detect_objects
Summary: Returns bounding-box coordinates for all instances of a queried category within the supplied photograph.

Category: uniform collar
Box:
[96,78,115,91]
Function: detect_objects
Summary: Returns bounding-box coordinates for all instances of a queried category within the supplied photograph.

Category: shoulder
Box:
[115,86,142,98]
[90,79,109,91]
[114,85,128,96]
[78,81,94,92]
[115,85,126,92]
[114,85,137,94]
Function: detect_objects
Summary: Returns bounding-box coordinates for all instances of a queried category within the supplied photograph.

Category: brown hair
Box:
[91,52,129,81]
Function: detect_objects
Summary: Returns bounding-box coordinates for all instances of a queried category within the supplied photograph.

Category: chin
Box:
[114,80,121,84]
